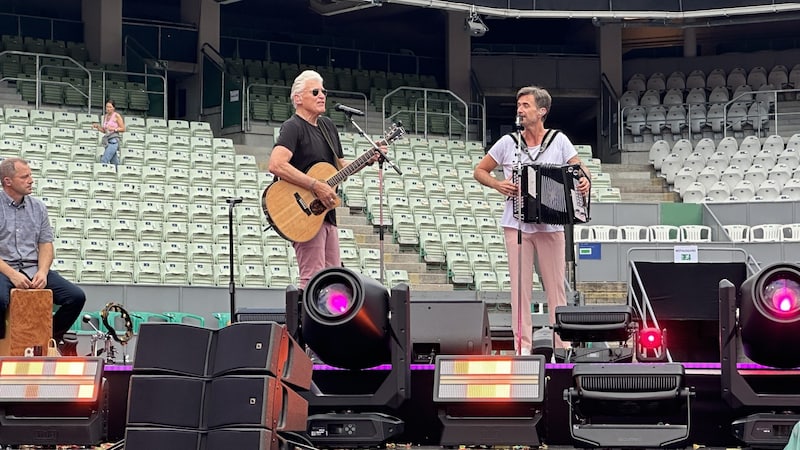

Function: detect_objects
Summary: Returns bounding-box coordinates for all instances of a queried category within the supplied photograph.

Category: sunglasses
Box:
[310,88,328,97]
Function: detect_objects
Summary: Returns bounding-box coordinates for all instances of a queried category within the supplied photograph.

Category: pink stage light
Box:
[316,283,354,317]
[764,278,800,316]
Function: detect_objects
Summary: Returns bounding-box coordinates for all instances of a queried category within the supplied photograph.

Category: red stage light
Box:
[639,328,663,350]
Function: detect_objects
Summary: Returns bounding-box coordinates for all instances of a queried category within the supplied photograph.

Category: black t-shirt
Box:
[274,114,344,225]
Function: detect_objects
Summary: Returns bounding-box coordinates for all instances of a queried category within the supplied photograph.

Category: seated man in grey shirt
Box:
[0,157,85,353]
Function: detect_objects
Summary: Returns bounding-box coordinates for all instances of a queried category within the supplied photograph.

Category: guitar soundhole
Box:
[310,199,326,215]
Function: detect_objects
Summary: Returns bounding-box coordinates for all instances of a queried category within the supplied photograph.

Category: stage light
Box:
[0,356,106,446]
[635,327,668,362]
[287,267,412,448]
[739,263,800,369]
[719,263,800,448]
[433,355,546,446]
[553,304,635,363]
[564,363,693,448]
[302,267,391,370]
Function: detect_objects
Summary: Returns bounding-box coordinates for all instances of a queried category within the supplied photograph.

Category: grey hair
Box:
[516,86,552,118]
[0,157,27,180]
[290,70,324,109]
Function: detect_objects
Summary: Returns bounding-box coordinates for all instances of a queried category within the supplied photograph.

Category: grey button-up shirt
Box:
[0,191,53,277]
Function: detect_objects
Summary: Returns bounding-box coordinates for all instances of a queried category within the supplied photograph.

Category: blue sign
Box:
[578,242,601,260]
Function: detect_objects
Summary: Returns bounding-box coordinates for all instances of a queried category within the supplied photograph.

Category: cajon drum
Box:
[0,289,53,356]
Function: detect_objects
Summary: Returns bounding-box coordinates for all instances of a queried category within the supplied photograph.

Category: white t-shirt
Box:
[486,130,578,233]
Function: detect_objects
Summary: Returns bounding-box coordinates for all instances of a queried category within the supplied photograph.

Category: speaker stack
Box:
[124,321,313,450]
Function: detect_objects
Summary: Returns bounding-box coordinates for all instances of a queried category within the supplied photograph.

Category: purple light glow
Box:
[766,278,800,315]
[325,291,350,315]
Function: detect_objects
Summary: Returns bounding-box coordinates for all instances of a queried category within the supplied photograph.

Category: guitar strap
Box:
[318,116,343,170]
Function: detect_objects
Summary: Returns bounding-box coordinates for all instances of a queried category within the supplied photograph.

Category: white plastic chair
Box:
[781,224,800,242]
[750,224,783,242]
[679,225,712,242]
[648,225,680,242]
[722,224,750,242]
[590,225,618,242]
[617,225,649,242]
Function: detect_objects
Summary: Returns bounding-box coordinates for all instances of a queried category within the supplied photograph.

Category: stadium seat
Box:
[681,182,707,203]
[686,69,706,90]
[731,180,756,201]
[768,64,789,89]
[747,66,768,90]
[665,105,687,135]
[755,180,781,200]
[673,167,697,194]
[706,103,726,133]
[727,67,747,90]
[716,136,739,158]
[743,164,768,186]
[729,151,753,170]
[649,140,671,170]
[625,106,647,136]
[696,166,720,191]
[766,163,791,187]
[705,182,731,202]
[665,71,686,91]
[706,68,726,90]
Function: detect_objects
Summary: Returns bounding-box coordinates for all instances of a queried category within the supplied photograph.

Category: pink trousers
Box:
[293,221,342,289]
[503,227,567,353]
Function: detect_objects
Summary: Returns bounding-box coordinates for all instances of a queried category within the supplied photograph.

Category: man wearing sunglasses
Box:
[268,70,382,288]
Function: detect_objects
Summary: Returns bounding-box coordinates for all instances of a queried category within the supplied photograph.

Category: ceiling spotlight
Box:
[465,12,488,37]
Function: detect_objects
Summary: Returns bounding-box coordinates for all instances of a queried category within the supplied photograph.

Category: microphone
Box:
[335,103,365,116]
[515,115,523,130]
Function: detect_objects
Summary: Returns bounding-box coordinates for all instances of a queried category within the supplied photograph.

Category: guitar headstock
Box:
[384,122,406,145]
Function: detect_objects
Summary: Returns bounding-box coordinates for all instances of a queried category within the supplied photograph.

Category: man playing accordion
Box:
[474,85,591,355]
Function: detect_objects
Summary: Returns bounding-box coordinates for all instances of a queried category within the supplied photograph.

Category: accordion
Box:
[512,163,590,224]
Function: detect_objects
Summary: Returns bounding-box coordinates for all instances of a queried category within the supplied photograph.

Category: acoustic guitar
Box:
[262,123,405,243]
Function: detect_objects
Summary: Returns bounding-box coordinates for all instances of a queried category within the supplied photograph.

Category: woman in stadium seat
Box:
[92,99,126,166]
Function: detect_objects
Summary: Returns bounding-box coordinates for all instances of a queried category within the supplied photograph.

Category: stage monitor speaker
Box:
[126,375,206,429]
[205,375,308,432]
[133,323,213,377]
[235,307,287,324]
[410,299,491,362]
[206,428,293,450]
[211,322,313,392]
[124,427,202,450]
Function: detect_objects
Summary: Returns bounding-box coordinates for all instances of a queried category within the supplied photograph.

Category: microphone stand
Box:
[344,112,402,285]
[513,118,525,356]
[226,196,243,322]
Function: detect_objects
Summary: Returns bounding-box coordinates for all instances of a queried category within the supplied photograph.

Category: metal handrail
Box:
[0,50,92,112]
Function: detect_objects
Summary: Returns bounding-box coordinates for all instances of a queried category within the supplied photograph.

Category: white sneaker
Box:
[520,348,532,356]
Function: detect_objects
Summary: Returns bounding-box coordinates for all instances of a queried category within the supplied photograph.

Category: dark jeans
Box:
[0,271,86,341]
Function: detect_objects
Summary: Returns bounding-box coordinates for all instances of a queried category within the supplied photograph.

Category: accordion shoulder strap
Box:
[508,128,561,161]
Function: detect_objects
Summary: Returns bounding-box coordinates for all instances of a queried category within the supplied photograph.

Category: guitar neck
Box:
[325,146,381,188]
